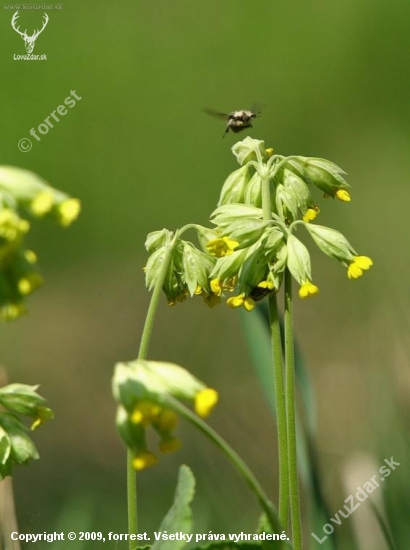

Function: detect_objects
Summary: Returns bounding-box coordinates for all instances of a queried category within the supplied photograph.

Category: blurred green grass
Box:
[1,0,410,547]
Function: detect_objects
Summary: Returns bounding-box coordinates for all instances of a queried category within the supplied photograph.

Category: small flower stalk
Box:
[0,166,80,321]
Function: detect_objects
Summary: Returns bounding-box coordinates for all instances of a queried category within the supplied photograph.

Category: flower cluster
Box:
[144,227,221,307]
[143,137,372,311]
[0,383,54,479]
[113,360,218,470]
[0,166,80,321]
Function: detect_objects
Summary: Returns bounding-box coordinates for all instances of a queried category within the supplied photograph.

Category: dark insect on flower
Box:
[204,108,260,138]
[248,284,273,302]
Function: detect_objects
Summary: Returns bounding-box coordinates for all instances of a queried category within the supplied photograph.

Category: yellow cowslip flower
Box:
[18,273,43,296]
[257,280,274,290]
[131,401,161,427]
[210,278,222,296]
[336,189,351,202]
[132,451,158,471]
[0,209,29,242]
[227,293,255,311]
[1,302,26,321]
[194,388,219,418]
[206,237,239,258]
[347,256,373,279]
[158,436,182,454]
[299,281,319,299]
[57,198,81,227]
[24,250,38,264]
[31,191,54,216]
[154,409,178,432]
[303,206,320,223]
[30,407,54,430]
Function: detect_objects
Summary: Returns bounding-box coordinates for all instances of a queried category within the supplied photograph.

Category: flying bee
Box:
[204,108,260,138]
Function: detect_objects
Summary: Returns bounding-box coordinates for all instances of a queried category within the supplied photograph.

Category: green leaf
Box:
[152,465,195,550]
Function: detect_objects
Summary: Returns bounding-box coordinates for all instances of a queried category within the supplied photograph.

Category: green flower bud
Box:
[211,204,263,230]
[113,361,219,470]
[144,246,167,292]
[299,157,350,198]
[244,172,262,207]
[275,184,299,220]
[116,405,147,452]
[264,227,286,257]
[238,246,271,295]
[226,218,271,250]
[218,165,251,206]
[273,158,305,180]
[0,247,45,322]
[210,247,249,281]
[0,412,39,479]
[304,223,356,262]
[282,169,314,217]
[0,209,29,261]
[0,167,80,226]
[0,384,45,416]
[145,229,173,254]
[181,242,215,296]
[286,235,313,286]
[195,226,220,254]
[113,360,211,406]
[232,137,267,166]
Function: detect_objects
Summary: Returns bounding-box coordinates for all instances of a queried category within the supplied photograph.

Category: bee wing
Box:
[203,108,230,120]
[250,102,265,117]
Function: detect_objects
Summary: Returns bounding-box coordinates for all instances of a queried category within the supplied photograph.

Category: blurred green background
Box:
[1,0,410,548]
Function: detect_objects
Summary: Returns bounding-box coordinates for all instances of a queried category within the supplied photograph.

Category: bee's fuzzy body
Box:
[204,108,259,137]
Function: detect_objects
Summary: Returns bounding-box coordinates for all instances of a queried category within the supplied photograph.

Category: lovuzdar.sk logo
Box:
[11,11,48,60]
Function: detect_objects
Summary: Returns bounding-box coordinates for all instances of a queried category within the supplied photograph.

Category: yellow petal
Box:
[336,189,351,202]
[299,282,319,299]
[195,388,219,418]
[132,451,158,471]
[158,437,182,454]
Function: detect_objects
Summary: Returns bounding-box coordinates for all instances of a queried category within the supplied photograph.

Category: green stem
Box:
[168,397,284,539]
[269,293,289,530]
[260,159,289,530]
[284,269,302,549]
[127,449,137,549]
[127,234,179,550]
[138,234,179,359]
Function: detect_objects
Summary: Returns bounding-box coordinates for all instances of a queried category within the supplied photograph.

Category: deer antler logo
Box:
[11,11,49,54]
